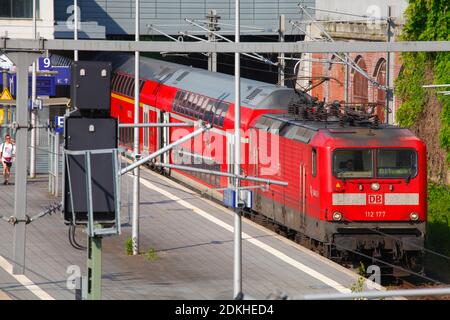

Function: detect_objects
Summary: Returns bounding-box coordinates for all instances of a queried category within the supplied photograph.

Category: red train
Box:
[99,53,426,272]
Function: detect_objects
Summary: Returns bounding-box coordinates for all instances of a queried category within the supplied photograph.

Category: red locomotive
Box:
[101,53,426,272]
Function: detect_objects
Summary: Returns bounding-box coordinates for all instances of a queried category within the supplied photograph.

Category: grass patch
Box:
[146,247,159,261]
[425,183,450,282]
[350,262,366,294]
[125,237,133,255]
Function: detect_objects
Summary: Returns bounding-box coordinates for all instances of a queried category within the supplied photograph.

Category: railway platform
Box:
[0,166,383,300]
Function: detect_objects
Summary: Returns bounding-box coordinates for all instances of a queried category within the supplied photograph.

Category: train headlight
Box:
[410,212,419,221]
[371,182,380,191]
[332,211,342,221]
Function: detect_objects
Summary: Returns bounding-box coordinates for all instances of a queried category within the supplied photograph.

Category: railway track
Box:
[149,165,447,299]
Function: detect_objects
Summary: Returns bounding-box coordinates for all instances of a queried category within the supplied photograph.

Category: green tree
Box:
[396,0,450,161]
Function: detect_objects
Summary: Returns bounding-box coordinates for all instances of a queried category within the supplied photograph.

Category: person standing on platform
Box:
[0,134,15,185]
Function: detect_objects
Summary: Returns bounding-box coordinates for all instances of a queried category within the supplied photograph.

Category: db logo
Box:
[368,194,383,205]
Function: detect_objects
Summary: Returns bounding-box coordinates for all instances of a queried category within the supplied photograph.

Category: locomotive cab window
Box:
[376,149,417,178]
[333,149,373,178]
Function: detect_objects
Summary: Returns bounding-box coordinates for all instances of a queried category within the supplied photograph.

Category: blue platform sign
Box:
[55,116,64,134]
[38,57,52,71]
[29,76,56,97]
[53,66,71,85]
[223,188,252,209]
[11,75,56,97]
[223,188,237,208]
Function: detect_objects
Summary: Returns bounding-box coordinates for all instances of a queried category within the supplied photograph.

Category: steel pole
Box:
[386,6,393,124]
[344,54,349,104]
[233,0,242,299]
[74,0,78,61]
[54,132,60,196]
[8,52,40,275]
[278,15,285,86]
[385,7,390,123]
[30,0,37,178]
[207,9,218,72]
[132,0,140,255]
[86,235,102,300]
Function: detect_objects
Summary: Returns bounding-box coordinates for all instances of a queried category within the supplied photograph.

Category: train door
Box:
[156,109,162,151]
[226,132,234,188]
[143,105,150,155]
[299,163,307,227]
[251,129,262,212]
[161,112,170,174]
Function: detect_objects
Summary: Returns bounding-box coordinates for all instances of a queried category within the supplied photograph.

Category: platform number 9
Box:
[43,58,51,68]
[40,57,51,70]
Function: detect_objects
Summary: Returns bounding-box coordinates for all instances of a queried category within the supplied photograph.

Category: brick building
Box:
[296,0,408,124]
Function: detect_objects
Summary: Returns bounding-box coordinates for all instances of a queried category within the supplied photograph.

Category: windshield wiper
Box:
[405,173,412,184]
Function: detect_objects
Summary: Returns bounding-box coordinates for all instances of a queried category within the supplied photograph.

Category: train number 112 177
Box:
[364,211,386,218]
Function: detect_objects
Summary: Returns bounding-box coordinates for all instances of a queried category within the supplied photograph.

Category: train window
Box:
[195,96,205,118]
[191,95,200,117]
[200,98,210,119]
[376,149,417,178]
[121,76,128,95]
[213,102,223,125]
[312,148,317,177]
[209,100,217,124]
[180,92,190,115]
[174,91,182,112]
[128,77,135,96]
[124,77,133,96]
[173,91,183,105]
[120,76,128,96]
[115,74,122,93]
[129,80,135,97]
[219,103,229,127]
[117,75,125,94]
[333,149,373,178]
[204,99,214,123]
[111,74,118,92]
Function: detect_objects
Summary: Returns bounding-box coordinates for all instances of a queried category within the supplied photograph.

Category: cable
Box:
[184,54,295,78]
[68,224,86,250]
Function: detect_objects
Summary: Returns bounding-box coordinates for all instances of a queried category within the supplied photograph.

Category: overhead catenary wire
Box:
[292,7,388,91]
[303,6,389,20]
[184,18,277,66]
[290,20,380,89]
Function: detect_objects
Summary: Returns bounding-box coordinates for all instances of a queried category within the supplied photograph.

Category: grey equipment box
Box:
[71,61,112,111]
[64,116,118,224]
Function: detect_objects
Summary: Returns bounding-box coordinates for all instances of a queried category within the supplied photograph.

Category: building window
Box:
[0,0,39,19]
[374,58,386,123]
[352,56,368,104]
